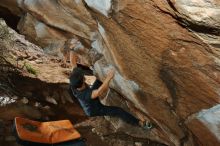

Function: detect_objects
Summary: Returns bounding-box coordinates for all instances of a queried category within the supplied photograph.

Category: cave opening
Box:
[0,6,20,32]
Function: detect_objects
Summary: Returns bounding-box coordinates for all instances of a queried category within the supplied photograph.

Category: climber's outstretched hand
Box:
[106,69,115,80]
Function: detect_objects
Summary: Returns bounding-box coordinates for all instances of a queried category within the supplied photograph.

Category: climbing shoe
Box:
[142,121,153,130]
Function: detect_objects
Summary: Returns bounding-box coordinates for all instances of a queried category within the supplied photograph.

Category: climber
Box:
[69,67,153,130]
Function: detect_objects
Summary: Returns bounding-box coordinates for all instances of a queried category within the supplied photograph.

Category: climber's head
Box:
[69,67,85,89]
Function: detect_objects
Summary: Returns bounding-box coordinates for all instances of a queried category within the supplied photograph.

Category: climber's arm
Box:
[70,51,78,69]
[91,69,115,99]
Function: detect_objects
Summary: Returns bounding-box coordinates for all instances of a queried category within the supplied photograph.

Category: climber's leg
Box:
[93,105,154,130]
[96,105,139,125]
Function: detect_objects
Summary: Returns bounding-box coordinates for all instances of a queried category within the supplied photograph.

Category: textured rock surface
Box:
[174,0,220,29]
[0,19,71,84]
[186,104,220,146]
[1,17,169,146]
[84,0,112,17]
[155,0,220,51]
[0,19,165,146]
[17,13,69,55]
[0,0,22,16]
[0,0,220,146]
[19,0,97,40]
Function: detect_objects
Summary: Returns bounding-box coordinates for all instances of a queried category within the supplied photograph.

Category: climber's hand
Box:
[107,69,115,80]
[91,69,114,99]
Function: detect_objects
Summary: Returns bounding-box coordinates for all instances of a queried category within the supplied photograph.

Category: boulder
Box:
[154,0,220,51]
[186,104,220,146]
[18,0,98,40]
[17,13,69,55]
[87,0,220,145]
[174,0,220,29]
[1,0,220,145]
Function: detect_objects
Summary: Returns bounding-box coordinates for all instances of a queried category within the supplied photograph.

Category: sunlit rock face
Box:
[175,0,220,28]
[17,13,69,55]
[84,0,112,17]
[18,0,98,40]
[0,0,98,52]
[186,104,220,146]
[1,0,220,146]
[172,0,220,51]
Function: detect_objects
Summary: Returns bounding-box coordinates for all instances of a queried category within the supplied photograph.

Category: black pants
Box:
[92,105,139,126]
[91,79,139,125]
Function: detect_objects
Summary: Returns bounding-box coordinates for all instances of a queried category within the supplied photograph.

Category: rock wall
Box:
[1,0,220,146]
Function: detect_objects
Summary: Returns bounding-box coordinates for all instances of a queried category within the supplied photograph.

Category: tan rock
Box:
[1,0,220,145]
[91,0,220,145]
[175,0,220,29]
[0,0,22,16]
[186,105,220,146]
[154,0,220,51]
[18,0,97,40]
[17,13,69,55]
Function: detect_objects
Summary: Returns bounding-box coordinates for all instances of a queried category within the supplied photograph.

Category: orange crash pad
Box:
[14,117,81,144]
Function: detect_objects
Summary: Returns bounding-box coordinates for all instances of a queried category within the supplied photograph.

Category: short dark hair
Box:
[69,67,84,89]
